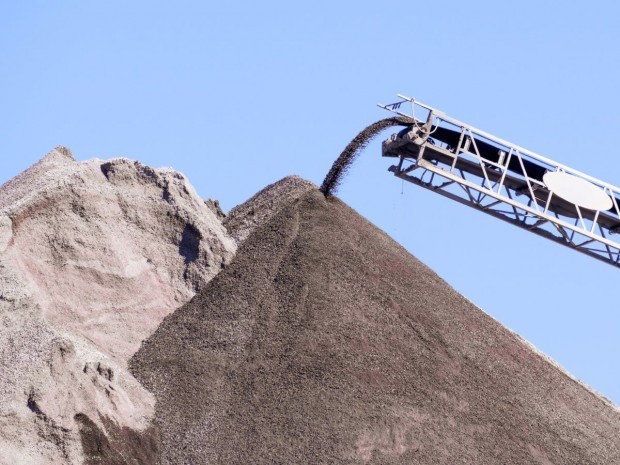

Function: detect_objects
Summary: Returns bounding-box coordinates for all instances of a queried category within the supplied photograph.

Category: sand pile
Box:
[132,178,620,465]
[0,148,235,464]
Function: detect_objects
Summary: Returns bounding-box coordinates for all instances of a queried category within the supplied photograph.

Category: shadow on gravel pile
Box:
[76,414,160,465]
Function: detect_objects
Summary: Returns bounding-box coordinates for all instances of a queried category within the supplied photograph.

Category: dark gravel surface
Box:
[131,182,620,465]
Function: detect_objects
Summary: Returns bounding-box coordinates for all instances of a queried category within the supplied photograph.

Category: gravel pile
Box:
[132,179,620,464]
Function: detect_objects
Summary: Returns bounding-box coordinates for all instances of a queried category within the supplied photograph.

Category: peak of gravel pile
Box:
[224,175,315,243]
[0,148,235,464]
[131,181,620,464]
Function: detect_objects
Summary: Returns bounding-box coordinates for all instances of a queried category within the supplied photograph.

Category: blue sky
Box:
[2,1,619,403]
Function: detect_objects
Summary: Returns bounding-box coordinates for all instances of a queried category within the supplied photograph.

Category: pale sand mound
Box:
[132,180,620,465]
[0,147,235,464]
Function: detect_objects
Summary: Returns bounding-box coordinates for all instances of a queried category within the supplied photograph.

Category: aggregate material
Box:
[3,148,619,464]
[132,178,620,465]
[0,148,235,464]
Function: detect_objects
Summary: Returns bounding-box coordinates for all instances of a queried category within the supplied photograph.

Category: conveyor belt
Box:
[427,126,548,182]
[378,95,620,267]
[384,124,620,230]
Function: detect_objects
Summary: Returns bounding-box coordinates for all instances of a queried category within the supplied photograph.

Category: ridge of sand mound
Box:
[132,184,620,465]
[0,149,236,464]
[0,146,76,214]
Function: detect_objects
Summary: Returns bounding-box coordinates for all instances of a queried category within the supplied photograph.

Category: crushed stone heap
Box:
[0,148,235,465]
[131,179,620,465]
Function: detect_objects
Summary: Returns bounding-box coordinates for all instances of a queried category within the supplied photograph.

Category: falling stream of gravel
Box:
[320,116,413,196]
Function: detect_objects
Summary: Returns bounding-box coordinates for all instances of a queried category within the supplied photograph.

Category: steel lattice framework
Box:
[379,95,620,268]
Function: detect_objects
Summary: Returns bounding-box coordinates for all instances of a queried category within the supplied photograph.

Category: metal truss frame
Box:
[379,95,620,268]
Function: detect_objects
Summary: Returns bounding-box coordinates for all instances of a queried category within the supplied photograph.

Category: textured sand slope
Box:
[0,148,235,464]
[132,180,620,465]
